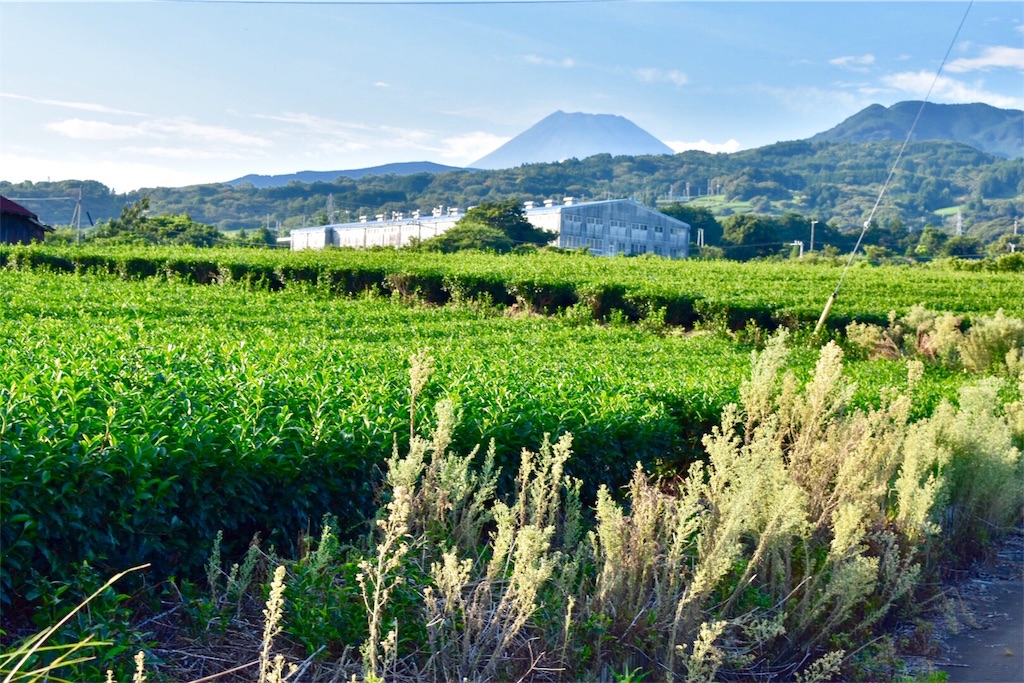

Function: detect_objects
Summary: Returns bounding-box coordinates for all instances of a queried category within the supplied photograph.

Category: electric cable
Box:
[813,0,975,335]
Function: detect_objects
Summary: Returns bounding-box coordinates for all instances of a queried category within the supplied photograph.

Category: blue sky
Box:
[2,1,1022,192]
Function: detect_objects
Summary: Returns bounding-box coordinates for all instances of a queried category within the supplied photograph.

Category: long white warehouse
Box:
[284,197,690,258]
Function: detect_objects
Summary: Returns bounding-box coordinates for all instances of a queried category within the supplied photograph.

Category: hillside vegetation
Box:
[4,139,1021,243]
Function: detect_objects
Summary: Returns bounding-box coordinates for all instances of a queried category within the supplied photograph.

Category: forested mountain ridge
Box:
[227,161,465,188]
[810,101,1023,159]
[4,138,1021,242]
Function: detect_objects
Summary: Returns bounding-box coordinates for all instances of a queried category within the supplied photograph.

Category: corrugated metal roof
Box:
[1,195,54,232]
[1,196,38,219]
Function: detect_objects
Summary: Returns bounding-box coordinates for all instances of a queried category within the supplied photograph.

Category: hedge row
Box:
[4,243,1022,333]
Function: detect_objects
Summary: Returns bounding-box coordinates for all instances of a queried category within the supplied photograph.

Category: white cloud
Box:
[666,139,742,154]
[634,68,688,86]
[45,116,271,147]
[149,118,271,147]
[257,111,440,155]
[46,119,144,140]
[120,146,249,160]
[0,92,145,116]
[373,82,390,88]
[257,111,372,135]
[945,46,1024,73]
[437,131,510,163]
[829,54,876,72]
[524,55,575,68]
[882,70,1024,109]
[760,84,860,114]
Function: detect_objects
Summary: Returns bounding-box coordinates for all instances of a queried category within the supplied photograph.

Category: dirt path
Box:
[907,531,1024,683]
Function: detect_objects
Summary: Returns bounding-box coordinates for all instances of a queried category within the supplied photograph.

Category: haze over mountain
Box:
[810,102,1023,159]
[217,104,1020,189]
[470,111,675,170]
[227,162,464,188]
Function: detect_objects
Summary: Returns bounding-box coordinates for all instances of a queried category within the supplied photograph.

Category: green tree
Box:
[417,219,514,253]
[914,227,949,258]
[721,214,781,260]
[236,226,278,248]
[92,196,151,240]
[986,233,1023,257]
[659,202,723,245]
[940,235,982,258]
[461,199,553,247]
[90,196,223,246]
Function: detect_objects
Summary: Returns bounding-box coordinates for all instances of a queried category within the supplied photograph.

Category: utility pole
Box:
[810,220,818,252]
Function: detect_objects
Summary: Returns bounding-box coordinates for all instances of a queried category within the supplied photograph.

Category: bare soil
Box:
[902,530,1024,683]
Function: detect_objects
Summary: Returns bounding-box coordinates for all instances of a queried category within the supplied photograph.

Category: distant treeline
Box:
[3,139,1021,241]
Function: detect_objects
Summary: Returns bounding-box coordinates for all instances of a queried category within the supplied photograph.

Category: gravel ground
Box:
[900,530,1024,683]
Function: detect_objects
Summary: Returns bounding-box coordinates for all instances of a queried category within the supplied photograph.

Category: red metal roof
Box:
[1,195,39,219]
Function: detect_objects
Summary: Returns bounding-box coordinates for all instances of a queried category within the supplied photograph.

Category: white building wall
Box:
[534,199,689,258]
[289,199,689,258]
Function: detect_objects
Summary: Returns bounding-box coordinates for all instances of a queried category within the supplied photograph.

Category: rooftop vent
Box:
[359,215,368,223]
[544,199,555,208]
[524,201,535,210]
[564,197,575,206]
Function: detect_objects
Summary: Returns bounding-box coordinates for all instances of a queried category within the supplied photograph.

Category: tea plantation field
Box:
[0,247,1015,614]
[3,271,738,601]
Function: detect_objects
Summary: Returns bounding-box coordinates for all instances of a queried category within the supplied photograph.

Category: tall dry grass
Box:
[350,337,1021,680]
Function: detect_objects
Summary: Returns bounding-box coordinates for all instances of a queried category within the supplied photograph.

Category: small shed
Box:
[1,196,54,245]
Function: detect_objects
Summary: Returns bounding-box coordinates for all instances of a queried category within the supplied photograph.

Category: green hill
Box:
[4,139,1021,243]
[810,101,1023,159]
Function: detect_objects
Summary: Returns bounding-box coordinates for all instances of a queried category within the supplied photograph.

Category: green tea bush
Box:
[5,244,1020,330]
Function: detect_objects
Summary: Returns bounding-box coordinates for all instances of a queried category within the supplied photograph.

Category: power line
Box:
[813,0,974,335]
[160,0,622,5]
[6,196,80,201]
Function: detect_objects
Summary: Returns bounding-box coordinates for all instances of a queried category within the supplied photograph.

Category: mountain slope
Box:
[471,111,674,169]
[810,101,1023,158]
[227,161,465,188]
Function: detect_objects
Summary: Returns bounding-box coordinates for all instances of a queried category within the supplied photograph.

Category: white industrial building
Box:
[283,198,690,258]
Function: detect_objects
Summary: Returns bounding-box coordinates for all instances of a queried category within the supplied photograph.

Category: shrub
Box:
[959,309,1024,375]
[347,339,1004,681]
[846,305,1024,378]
